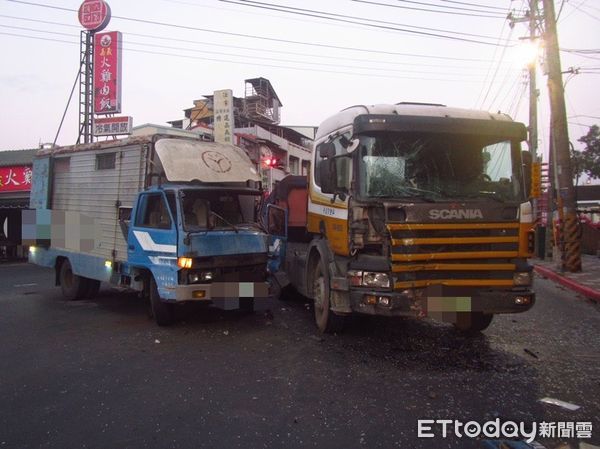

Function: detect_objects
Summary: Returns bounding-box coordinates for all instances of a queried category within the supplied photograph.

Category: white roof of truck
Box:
[155,139,260,184]
[315,103,515,140]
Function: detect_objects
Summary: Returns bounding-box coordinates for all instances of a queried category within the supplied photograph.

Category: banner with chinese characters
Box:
[93,31,122,115]
[213,89,235,144]
[0,166,32,193]
[94,116,132,136]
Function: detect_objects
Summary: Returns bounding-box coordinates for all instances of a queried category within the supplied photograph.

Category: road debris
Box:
[539,397,581,411]
[523,348,539,359]
[154,339,160,344]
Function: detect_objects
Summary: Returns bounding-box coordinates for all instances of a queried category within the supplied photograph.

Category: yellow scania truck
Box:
[267,103,536,333]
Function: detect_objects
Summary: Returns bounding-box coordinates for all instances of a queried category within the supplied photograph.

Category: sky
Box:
[1,0,599,169]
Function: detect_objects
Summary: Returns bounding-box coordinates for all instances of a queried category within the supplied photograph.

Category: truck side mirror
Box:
[318,142,336,159]
[319,158,337,194]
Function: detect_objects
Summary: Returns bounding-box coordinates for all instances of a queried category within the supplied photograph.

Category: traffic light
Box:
[530,161,541,199]
[263,157,281,169]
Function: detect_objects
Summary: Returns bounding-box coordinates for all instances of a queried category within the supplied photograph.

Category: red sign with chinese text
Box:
[93,31,122,115]
[78,0,111,32]
[0,166,32,193]
[94,116,133,136]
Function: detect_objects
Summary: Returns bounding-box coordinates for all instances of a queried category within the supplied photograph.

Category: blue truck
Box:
[24,134,270,325]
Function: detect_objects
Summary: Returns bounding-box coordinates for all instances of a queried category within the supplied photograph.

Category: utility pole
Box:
[510,0,542,255]
[541,0,581,272]
[528,1,539,164]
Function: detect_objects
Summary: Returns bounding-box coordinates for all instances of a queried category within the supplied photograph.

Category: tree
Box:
[570,143,585,185]
[577,125,600,179]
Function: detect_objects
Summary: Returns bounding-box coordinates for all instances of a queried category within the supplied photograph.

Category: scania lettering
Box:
[429,209,484,220]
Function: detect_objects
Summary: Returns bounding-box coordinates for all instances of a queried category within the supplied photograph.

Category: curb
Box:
[534,265,600,303]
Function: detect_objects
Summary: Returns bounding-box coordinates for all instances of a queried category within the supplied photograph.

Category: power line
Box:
[475,9,517,109]
[0,25,507,78]
[4,0,515,57]
[217,0,511,46]
[190,0,508,41]
[0,31,489,82]
[0,15,518,69]
[437,0,509,12]
[351,0,506,18]
[394,0,508,15]
[573,1,600,21]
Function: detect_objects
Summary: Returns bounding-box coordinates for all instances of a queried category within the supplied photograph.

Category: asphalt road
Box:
[0,263,599,449]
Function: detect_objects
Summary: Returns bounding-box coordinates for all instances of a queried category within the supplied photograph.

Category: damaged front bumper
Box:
[341,285,535,318]
[164,281,271,310]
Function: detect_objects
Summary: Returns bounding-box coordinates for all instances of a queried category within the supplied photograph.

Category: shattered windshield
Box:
[181,190,260,232]
[358,133,524,202]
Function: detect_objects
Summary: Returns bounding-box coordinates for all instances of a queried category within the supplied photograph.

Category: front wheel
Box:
[149,277,175,326]
[312,258,346,334]
[454,312,494,334]
[59,259,89,300]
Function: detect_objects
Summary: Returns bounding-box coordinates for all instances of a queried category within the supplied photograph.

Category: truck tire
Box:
[312,258,346,334]
[149,277,175,326]
[454,312,494,334]
[59,259,89,301]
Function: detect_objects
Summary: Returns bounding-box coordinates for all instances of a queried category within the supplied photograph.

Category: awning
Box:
[0,198,30,209]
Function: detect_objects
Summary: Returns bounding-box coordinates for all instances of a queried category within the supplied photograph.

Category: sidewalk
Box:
[533,254,600,302]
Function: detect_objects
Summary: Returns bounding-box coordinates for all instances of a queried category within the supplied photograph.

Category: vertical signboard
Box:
[93,31,122,115]
[213,89,235,144]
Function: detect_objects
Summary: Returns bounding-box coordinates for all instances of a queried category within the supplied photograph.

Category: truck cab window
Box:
[314,131,352,188]
[358,133,523,202]
[136,193,172,229]
[181,190,258,231]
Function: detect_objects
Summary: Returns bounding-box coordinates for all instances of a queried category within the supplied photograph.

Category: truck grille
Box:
[387,223,519,289]
[182,253,268,284]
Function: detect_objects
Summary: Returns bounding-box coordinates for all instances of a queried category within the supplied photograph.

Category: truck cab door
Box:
[266,204,288,297]
[128,191,178,272]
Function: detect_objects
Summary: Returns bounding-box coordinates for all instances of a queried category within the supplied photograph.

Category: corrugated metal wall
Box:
[51,144,148,261]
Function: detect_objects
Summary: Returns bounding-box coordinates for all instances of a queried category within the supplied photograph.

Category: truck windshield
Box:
[181,190,260,232]
[357,132,524,202]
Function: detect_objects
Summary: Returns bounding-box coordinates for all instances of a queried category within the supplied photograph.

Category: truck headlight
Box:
[347,270,391,288]
[189,271,214,284]
[513,272,532,286]
[363,272,391,288]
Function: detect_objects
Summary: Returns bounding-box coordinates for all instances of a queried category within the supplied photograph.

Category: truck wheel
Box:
[454,312,494,334]
[59,259,89,300]
[312,258,346,334]
[149,277,175,326]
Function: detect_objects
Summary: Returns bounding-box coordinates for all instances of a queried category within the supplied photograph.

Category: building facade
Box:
[168,77,314,191]
[0,149,37,260]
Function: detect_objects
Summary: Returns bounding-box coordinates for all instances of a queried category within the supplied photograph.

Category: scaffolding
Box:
[78,30,94,144]
[243,78,282,124]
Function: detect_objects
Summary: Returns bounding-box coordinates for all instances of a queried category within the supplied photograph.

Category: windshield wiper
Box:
[237,221,265,232]
[210,211,239,233]
[396,186,446,202]
[461,191,506,203]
